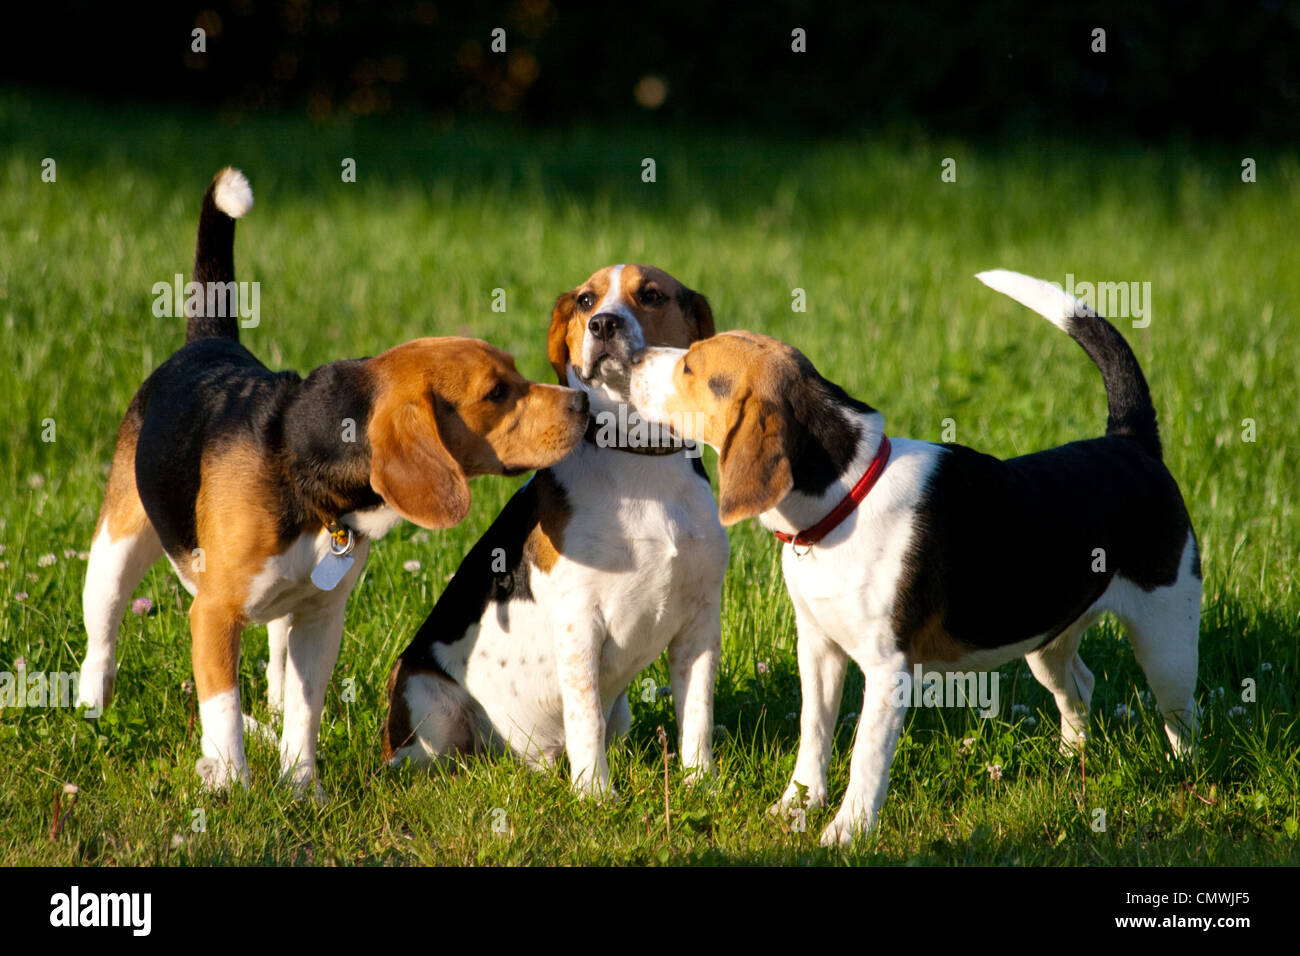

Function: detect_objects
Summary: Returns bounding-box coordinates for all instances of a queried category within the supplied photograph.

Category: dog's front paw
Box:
[278,759,325,803]
[767,781,826,818]
[570,771,617,803]
[819,814,859,847]
[75,668,113,714]
[195,756,250,792]
[683,764,717,791]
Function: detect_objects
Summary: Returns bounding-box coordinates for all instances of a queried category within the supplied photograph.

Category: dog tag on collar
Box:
[311,523,356,591]
[311,551,354,591]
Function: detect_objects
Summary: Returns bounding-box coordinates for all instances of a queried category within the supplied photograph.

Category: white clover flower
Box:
[403,559,421,573]
[986,763,1003,781]
[37,553,56,567]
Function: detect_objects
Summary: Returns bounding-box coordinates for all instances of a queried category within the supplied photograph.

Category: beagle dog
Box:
[383,265,727,797]
[77,168,588,796]
[627,270,1201,844]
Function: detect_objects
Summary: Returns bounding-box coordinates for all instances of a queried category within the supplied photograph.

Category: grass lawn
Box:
[0,91,1296,865]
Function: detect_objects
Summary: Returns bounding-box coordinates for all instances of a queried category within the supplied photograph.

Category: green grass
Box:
[1,91,1297,865]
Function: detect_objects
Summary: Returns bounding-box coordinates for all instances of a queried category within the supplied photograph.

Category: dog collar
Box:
[583,416,690,457]
[773,435,891,550]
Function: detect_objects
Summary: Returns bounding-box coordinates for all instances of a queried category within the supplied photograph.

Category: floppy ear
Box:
[369,396,471,529]
[685,290,716,341]
[548,292,576,384]
[716,391,792,526]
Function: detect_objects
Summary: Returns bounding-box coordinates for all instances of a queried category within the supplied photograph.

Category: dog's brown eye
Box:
[681,360,693,376]
[485,382,508,402]
[639,288,665,306]
[577,292,595,310]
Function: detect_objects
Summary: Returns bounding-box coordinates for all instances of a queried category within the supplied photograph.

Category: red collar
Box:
[773,436,891,549]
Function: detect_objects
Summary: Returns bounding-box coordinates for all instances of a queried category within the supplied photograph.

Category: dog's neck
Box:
[759,408,888,541]
[275,359,386,532]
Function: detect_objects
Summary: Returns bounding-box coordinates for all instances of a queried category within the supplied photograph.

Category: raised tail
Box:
[187,167,253,343]
[975,269,1162,460]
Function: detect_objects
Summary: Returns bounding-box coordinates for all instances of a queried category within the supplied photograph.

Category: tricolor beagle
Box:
[77,168,588,796]
[383,265,727,797]
[627,270,1201,844]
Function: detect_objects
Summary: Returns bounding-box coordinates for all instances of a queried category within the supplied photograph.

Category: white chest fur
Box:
[438,442,729,760]
[240,505,398,623]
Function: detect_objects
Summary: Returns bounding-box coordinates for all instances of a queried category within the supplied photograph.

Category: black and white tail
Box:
[187,167,253,344]
[975,269,1162,461]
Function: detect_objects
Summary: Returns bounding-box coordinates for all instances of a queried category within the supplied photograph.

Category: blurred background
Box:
[2,3,1299,868]
[4,0,1298,141]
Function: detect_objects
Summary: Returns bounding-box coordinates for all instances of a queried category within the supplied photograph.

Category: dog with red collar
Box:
[383,265,727,797]
[77,168,589,797]
[626,270,1201,844]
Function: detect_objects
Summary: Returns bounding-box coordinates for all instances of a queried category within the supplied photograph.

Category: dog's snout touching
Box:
[571,390,590,414]
[628,349,646,367]
[588,313,623,341]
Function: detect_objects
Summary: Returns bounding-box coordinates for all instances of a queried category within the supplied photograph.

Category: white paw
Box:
[571,773,617,803]
[195,756,250,792]
[76,669,112,712]
[819,814,859,847]
[279,762,325,802]
[767,782,826,818]
[683,764,717,791]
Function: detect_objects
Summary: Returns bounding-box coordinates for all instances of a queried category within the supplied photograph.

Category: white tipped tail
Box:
[213,167,253,219]
[974,268,1096,331]
[974,267,1162,459]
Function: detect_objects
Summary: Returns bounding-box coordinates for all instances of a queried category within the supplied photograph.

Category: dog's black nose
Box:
[588,313,623,341]
[570,390,590,414]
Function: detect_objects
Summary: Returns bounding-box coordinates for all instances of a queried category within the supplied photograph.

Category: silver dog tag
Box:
[312,524,357,592]
[311,551,354,591]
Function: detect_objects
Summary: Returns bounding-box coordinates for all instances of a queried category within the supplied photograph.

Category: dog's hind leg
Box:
[1026,613,1099,754]
[265,614,291,714]
[605,691,631,748]
[79,423,162,713]
[383,659,480,769]
[1115,536,1202,758]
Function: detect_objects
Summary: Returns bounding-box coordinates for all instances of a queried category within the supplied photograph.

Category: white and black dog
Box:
[626,270,1201,844]
[383,265,728,797]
